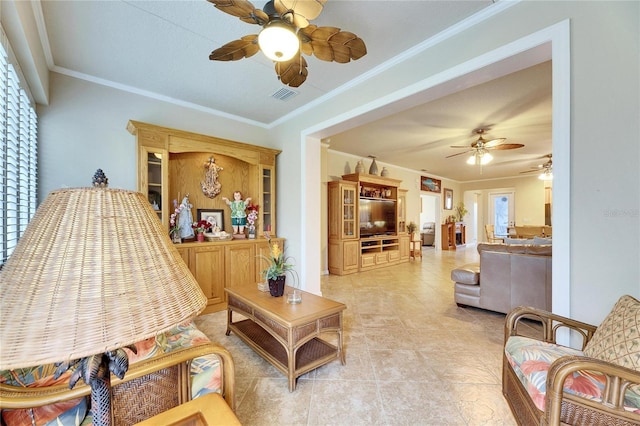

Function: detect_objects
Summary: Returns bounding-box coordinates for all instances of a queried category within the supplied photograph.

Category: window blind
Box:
[0,43,38,265]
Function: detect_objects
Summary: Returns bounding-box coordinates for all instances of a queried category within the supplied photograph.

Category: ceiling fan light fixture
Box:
[467,151,493,165]
[258,20,299,62]
[539,170,553,180]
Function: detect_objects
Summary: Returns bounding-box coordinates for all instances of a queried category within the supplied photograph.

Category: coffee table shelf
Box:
[232,319,338,375]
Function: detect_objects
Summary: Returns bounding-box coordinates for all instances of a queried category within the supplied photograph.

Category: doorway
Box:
[488,191,515,238]
[420,194,439,249]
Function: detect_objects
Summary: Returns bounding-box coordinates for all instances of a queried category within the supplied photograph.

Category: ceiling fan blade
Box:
[446,150,473,158]
[207,0,268,24]
[449,145,473,149]
[488,143,525,150]
[482,137,506,148]
[275,54,308,87]
[274,0,326,28]
[299,25,367,62]
[519,169,540,174]
[209,35,260,61]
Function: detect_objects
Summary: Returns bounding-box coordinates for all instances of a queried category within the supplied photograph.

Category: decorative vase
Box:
[268,275,286,297]
[355,160,365,174]
[369,157,378,175]
[381,167,389,177]
[197,232,205,242]
[171,232,181,244]
[248,230,256,239]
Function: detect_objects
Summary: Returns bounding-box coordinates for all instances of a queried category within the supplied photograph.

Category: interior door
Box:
[488,192,514,237]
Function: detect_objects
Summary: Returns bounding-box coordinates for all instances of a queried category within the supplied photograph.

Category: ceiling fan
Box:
[446,128,524,165]
[207,0,367,87]
[520,154,553,180]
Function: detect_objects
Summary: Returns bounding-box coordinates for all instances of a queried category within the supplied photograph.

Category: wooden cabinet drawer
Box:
[375,252,388,264]
[388,250,400,261]
[361,253,376,268]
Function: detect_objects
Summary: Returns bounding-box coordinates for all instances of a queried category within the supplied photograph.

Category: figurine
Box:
[177,195,195,239]
[222,191,251,235]
[201,156,223,198]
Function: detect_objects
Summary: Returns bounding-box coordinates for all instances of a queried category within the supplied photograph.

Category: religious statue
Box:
[178,195,195,239]
[201,156,223,198]
[222,191,251,235]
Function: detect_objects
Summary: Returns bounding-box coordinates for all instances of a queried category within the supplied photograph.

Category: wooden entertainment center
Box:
[328,173,410,275]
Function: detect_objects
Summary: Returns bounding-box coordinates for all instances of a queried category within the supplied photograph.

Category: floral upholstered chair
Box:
[0,321,235,425]
[503,295,640,425]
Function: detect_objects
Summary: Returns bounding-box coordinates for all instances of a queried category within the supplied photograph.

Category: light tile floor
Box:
[195,245,519,425]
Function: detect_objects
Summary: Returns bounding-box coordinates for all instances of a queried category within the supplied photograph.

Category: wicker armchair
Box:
[503,306,640,426]
[0,343,235,424]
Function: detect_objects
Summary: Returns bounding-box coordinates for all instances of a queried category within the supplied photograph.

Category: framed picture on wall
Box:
[443,188,453,210]
[197,209,225,231]
[420,176,441,193]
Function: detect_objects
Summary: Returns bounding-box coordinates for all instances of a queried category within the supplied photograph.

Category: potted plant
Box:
[260,233,298,296]
[169,199,185,243]
[455,202,468,222]
[246,203,259,239]
[192,220,212,242]
[407,221,418,238]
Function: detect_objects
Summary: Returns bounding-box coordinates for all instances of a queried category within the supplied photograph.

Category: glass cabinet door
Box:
[260,166,275,235]
[140,146,168,227]
[397,189,407,233]
[342,185,356,238]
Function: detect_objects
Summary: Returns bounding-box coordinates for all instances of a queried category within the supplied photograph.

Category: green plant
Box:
[407,221,418,234]
[455,202,468,222]
[260,233,298,285]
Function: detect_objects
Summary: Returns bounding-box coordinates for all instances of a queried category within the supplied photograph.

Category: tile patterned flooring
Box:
[194,245,519,425]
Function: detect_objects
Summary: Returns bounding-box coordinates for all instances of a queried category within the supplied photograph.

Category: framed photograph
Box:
[420,176,442,193]
[197,209,225,231]
[443,188,453,210]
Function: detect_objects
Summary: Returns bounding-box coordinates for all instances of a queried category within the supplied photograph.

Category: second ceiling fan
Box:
[207,0,367,87]
[446,128,524,165]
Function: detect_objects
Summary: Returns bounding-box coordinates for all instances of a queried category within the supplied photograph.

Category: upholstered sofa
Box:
[452,243,552,314]
[421,222,435,246]
[0,321,235,425]
[503,295,640,425]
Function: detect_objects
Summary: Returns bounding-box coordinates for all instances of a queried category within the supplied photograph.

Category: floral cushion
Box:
[505,335,640,413]
[1,321,221,426]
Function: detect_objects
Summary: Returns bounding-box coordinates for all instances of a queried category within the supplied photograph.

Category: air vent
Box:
[270,87,299,101]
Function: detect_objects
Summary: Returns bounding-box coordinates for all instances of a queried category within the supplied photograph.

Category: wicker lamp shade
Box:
[0,187,207,370]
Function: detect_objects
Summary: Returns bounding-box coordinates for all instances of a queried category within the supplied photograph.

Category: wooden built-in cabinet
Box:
[328,173,409,275]
[441,222,466,250]
[128,120,282,313]
[128,120,279,236]
[175,238,284,314]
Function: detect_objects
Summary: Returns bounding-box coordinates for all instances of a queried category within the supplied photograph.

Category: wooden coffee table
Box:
[225,285,346,391]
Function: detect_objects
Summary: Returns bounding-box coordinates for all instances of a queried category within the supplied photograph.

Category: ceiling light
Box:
[466,151,493,165]
[258,20,299,62]
[539,170,553,180]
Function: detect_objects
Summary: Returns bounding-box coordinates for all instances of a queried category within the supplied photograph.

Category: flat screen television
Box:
[359,198,397,237]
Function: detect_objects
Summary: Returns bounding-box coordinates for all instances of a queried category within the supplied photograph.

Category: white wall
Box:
[9,1,639,324]
[461,176,547,233]
[37,73,271,199]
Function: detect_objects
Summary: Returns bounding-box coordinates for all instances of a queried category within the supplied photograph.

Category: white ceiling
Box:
[36,0,552,182]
